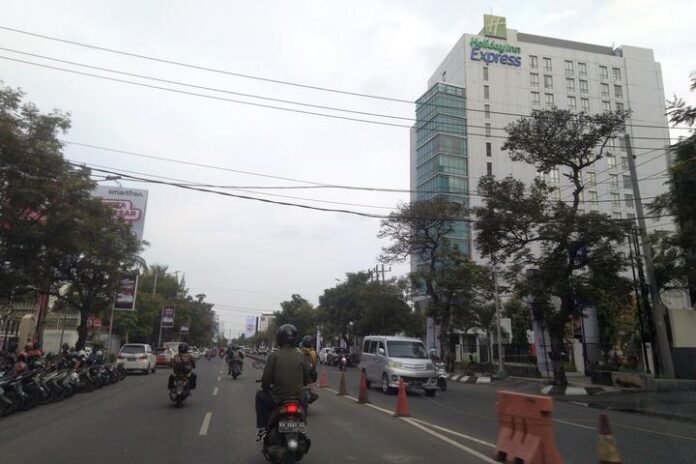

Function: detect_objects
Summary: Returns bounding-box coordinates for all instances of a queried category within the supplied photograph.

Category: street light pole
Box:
[493,266,506,379]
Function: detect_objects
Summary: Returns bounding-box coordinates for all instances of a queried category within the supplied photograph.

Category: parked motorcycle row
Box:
[0,350,127,418]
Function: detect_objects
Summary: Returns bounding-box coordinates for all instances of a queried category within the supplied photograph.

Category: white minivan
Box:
[359,336,438,396]
[117,343,157,374]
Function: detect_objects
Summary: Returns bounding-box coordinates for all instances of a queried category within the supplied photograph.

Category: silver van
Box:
[359,336,438,396]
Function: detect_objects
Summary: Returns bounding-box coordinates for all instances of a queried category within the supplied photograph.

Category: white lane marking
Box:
[213,387,218,396]
[553,418,594,430]
[410,418,495,448]
[199,412,212,436]
[329,388,497,451]
[400,417,499,463]
[217,376,221,382]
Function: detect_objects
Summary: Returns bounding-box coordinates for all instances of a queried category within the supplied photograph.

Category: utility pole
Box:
[492,266,506,378]
[626,134,674,378]
[629,226,652,374]
[152,268,159,297]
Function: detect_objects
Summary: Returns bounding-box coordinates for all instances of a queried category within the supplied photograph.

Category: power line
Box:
[0,45,687,142]
[0,25,691,134]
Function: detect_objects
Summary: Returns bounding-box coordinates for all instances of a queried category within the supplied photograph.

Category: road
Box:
[1,359,694,463]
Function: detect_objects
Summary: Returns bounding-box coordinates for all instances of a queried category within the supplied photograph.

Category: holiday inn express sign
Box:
[470,15,521,67]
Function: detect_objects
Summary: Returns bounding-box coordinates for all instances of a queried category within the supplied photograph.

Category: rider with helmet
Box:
[168,343,197,390]
[255,324,309,441]
[226,344,245,374]
[299,335,318,383]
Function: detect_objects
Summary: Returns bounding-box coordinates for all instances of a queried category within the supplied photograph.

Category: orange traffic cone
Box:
[357,371,370,404]
[318,366,329,388]
[394,378,410,417]
[337,371,348,396]
[598,413,622,463]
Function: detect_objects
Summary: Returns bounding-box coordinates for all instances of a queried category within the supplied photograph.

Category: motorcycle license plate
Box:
[278,421,305,433]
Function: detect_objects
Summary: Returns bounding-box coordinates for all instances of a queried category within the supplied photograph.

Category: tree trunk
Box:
[548,339,568,386]
[76,309,89,350]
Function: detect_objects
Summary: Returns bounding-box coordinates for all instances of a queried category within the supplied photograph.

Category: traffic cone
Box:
[318,366,329,388]
[598,413,622,463]
[357,371,370,404]
[394,378,410,417]
[337,371,348,396]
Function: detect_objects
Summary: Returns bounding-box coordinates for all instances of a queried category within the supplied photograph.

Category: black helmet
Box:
[276,324,298,347]
[300,335,313,348]
[178,343,189,353]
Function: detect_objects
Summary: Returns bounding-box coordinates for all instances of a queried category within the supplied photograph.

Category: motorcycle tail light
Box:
[286,403,299,414]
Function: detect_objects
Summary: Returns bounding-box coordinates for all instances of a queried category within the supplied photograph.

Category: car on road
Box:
[117,343,157,374]
[190,346,201,359]
[155,347,175,367]
[359,336,438,396]
[318,347,331,364]
[326,347,352,367]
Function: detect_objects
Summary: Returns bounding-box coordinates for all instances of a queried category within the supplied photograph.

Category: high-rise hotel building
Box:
[410,15,673,263]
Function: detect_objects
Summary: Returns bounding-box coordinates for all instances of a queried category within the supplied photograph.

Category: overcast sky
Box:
[2,1,694,338]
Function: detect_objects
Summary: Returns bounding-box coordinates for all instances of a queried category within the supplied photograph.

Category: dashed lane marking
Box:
[199,412,212,436]
[217,376,221,382]
[213,387,218,396]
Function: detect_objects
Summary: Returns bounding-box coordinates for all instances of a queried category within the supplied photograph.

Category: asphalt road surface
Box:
[1,359,695,463]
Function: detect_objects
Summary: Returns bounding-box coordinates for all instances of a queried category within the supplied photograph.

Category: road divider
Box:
[598,413,622,463]
[494,391,563,464]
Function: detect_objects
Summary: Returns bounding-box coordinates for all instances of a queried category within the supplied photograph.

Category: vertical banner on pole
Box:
[114,274,139,311]
[161,306,175,328]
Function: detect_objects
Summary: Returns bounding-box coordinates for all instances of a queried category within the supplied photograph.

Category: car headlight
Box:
[426,363,434,370]
[388,360,402,369]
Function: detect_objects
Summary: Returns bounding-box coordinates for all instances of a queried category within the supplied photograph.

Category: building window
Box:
[579,80,589,94]
[620,157,628,170]
[565,60,574,76]
[483,67,489,81]
[545,93,555,108]
[566,78,575,92]
[543,57,552,72]
[486,142,492,157]
[587,171,597,186]
[616,102,624,111]
[624,193,634,208]
[487,162,493,176]
[614,85,623,99]
[589,190,598,204]
[484,104,491,118]
[618,137,626,152]
[578,62,587,77]
[603,100,612,112]
[601,83,610,97]
[549,168,560,182]
[484,85,490,99]
[610,174,619,190]
[581,98,590,112]
[485,123,491,137]
[613,67,622,81]
[567,96,577,110]
[613,211,623,219]
[611,193,621,209]
[599,66,609,80]
[623,175,632,189]
[531,91,541,106]
[607,155,616,169]
[530,73,539,87]
[544,75,553,89]
[530,55,538,69]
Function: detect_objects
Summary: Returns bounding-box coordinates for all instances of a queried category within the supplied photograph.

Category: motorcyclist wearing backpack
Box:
[168,343,197,390]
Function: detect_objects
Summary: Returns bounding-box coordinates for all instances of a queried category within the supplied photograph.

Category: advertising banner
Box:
[161,305,175,329]
[92,186,149,242]
[180,326,189,335]
[244,316,257,338]
[114,274,139,311]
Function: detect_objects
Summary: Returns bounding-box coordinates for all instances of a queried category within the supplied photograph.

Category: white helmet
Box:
[78,350,86,357]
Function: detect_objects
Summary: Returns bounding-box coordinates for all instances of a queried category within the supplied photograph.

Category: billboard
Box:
[92,186,149,242]
[244,316,257,338]
[114,274,139,311]
[161,305,175,328]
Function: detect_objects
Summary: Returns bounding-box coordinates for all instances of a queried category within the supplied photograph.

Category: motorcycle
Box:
[429,350,447,391]
[338,354,348,372]
[262,398,311,464]
[170,374,190,407]
[228,358,242,379]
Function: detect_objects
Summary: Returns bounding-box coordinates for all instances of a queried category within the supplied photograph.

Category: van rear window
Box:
[121,345,146,354]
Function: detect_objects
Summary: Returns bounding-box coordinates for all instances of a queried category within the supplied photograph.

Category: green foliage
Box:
[473,108,632,385]
[649,71,696,303]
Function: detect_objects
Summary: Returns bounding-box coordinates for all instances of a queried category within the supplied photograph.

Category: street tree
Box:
[274,294,318,340]
[649,71,696,303]
[473,108,632,385]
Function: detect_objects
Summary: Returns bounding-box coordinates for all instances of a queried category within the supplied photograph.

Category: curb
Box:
[540,385,606,396]
[562,400,696,425]
[446,374,493,384]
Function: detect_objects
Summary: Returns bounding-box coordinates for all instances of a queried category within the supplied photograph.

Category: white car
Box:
[117,343,157,374]
[318,348,331,364]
